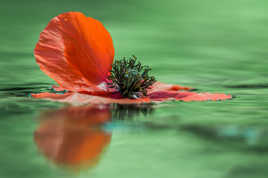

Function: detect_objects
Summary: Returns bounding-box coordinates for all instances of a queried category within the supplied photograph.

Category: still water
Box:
[0,0,268,177]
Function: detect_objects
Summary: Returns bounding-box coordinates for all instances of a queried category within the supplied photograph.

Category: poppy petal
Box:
[148,91,232,102]
[32,92,151,105]
[32,90,231,105]
[34,12,114,92]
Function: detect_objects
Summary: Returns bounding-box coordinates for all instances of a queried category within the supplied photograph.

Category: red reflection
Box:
[34,105,111,169]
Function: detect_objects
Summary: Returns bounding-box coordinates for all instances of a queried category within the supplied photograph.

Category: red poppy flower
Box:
[32,12,231,104]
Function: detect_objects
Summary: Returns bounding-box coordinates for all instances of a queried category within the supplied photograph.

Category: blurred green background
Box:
[0,0,268,178]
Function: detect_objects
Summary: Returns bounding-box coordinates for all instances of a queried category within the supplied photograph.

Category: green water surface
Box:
[0,0,268,178]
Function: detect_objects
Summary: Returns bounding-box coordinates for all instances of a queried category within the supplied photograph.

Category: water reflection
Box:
[34,104,155,171]
[34,105,112,170]
[181,124,268,151]
[0,83,51,97]
[224,83,268,89]
[34,103,268,176]
[111,104,154,120]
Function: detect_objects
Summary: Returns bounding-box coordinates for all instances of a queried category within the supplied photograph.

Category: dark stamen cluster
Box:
[108,55,156,99]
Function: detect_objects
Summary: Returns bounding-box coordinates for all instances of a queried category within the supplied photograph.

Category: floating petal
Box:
[32,82,231,105]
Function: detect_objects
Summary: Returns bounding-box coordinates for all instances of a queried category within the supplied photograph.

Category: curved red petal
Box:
[34,12,114,92]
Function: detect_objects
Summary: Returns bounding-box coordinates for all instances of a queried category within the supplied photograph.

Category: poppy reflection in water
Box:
[34,105,112,170]
[34,104,154,171]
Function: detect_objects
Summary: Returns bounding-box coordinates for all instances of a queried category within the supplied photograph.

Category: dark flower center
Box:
[108,55,156,99]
